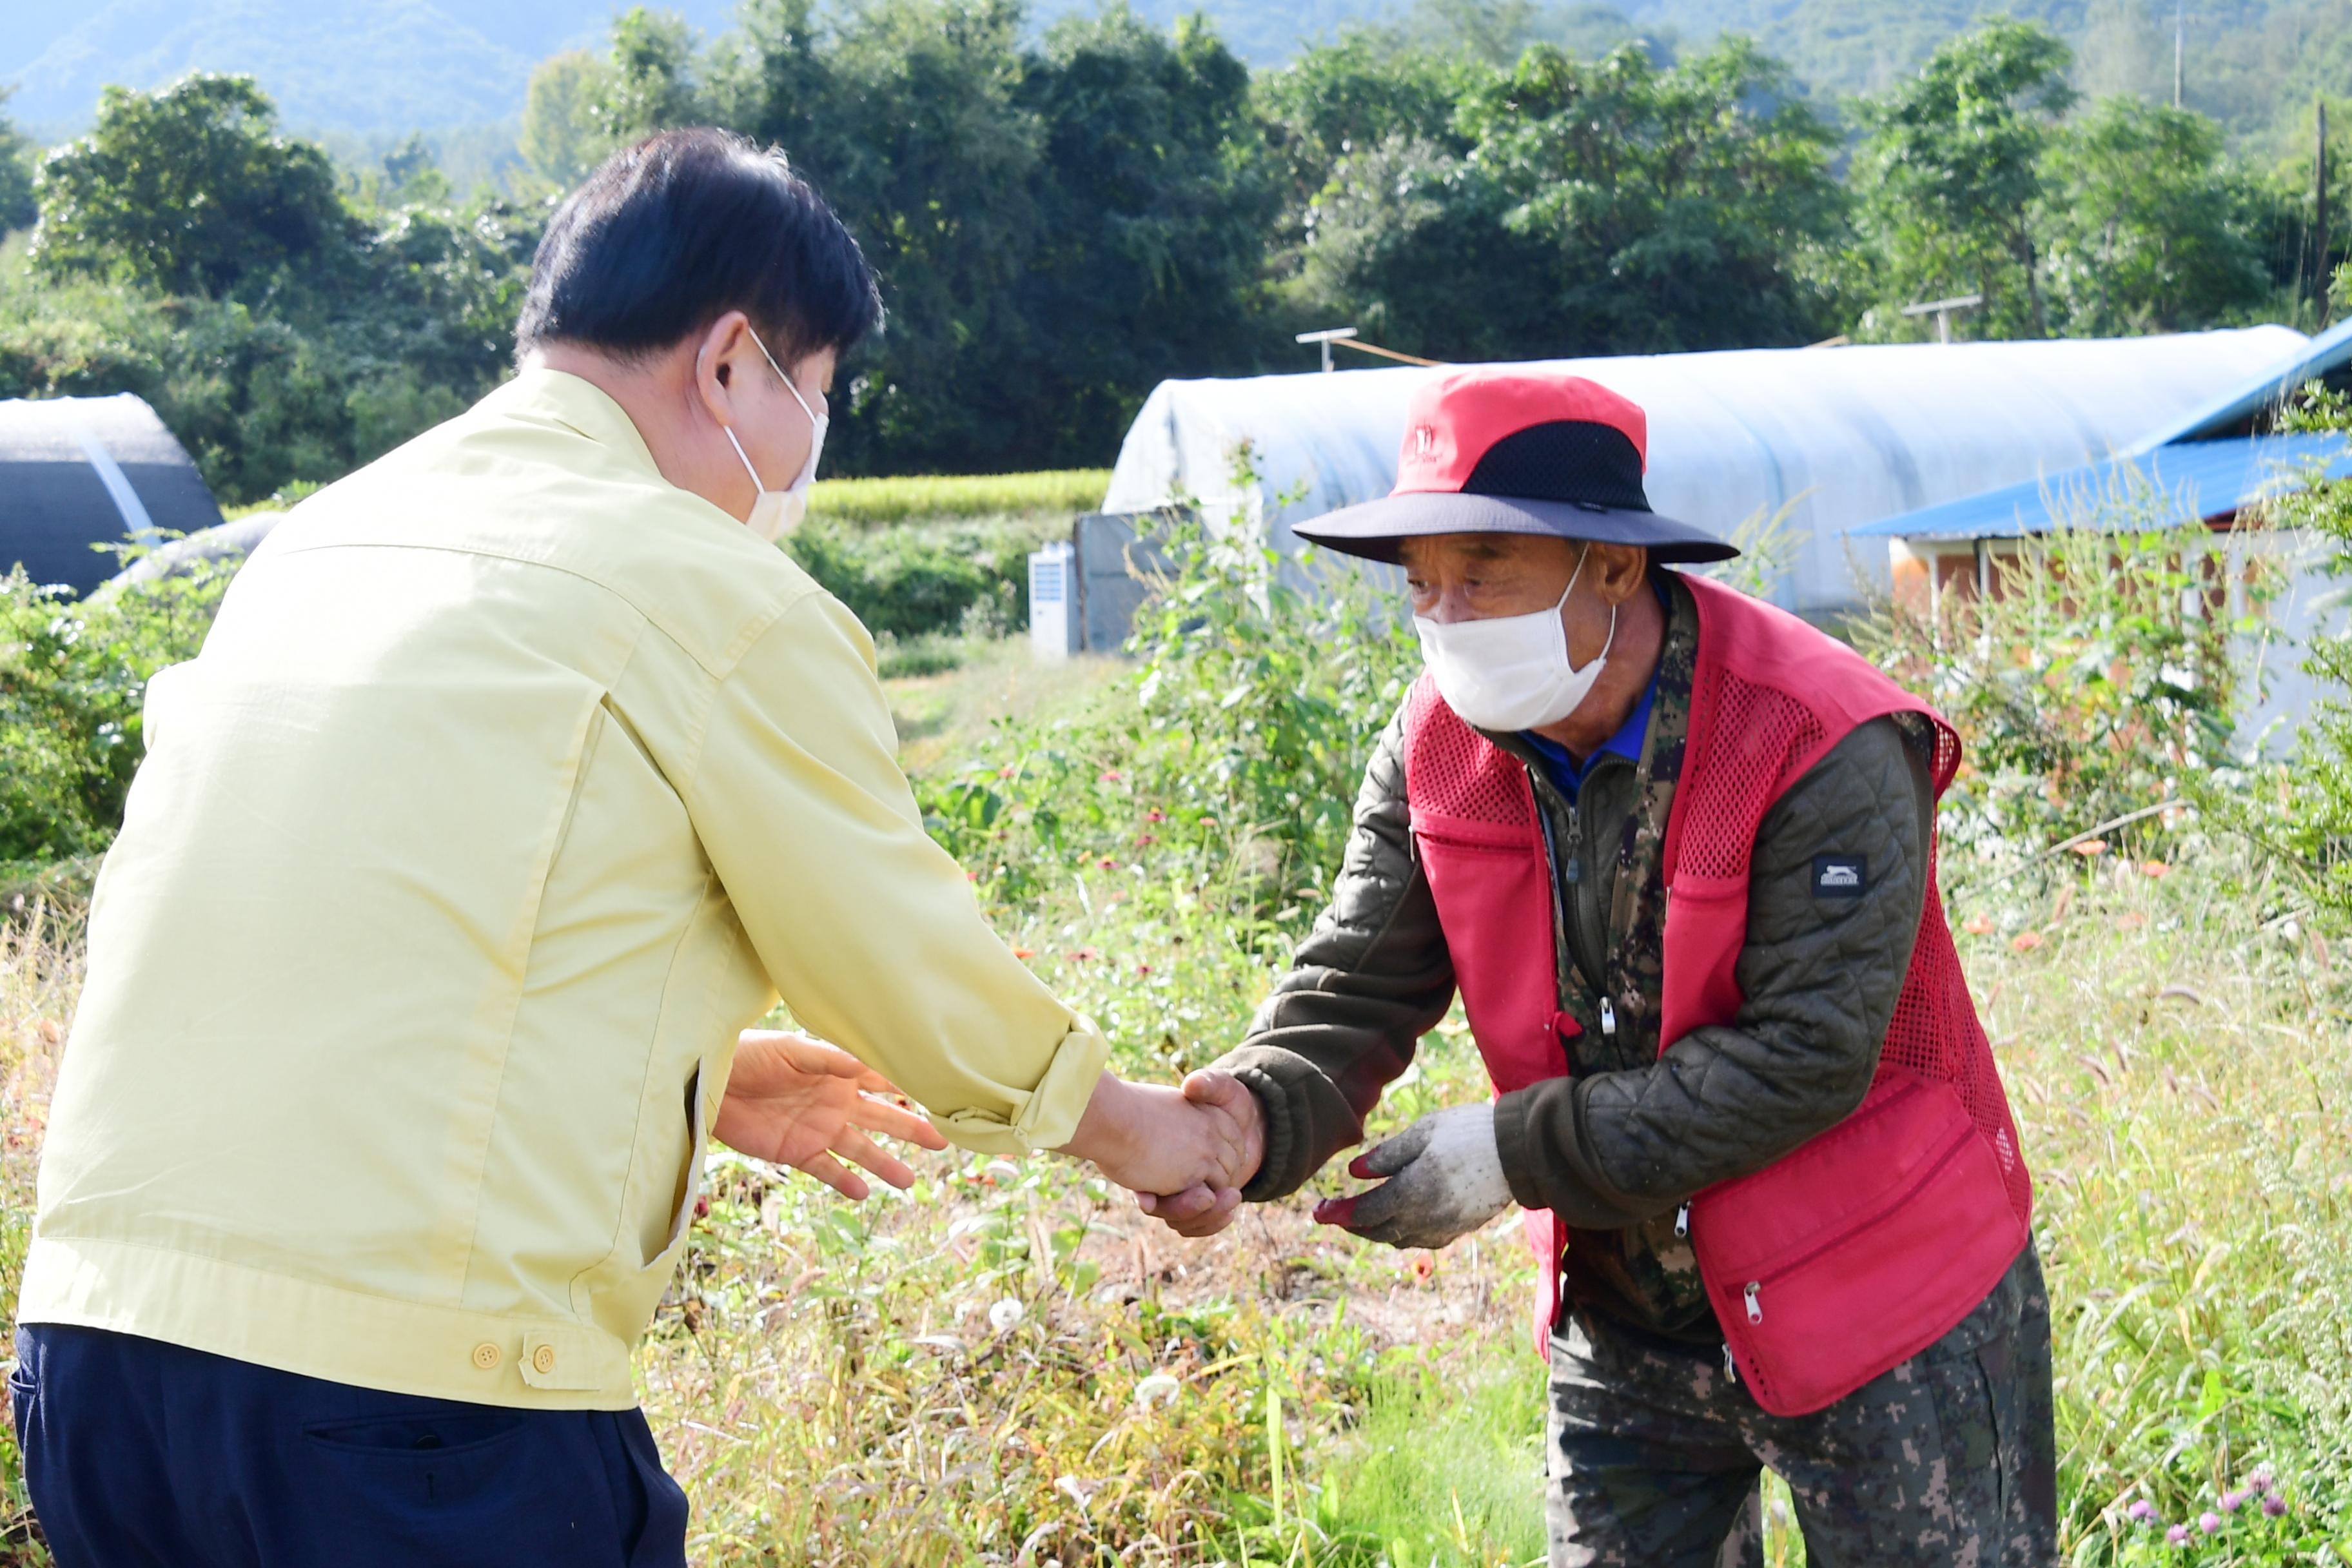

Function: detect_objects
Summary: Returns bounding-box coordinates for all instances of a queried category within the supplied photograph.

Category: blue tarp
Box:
[2129,314,2352,451]
[1848,433,2352,540]
[1859,316,2352,543]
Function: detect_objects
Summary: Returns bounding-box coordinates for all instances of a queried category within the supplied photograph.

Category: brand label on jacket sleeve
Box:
[1812,854,1867,898]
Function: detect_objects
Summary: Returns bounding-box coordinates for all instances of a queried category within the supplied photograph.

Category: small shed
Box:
[1101,328,2306,618]
[1850,318,2352,750]
[1,394,225,596]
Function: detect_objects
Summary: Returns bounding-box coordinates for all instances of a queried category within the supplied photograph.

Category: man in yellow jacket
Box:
[11,129,1259,1567]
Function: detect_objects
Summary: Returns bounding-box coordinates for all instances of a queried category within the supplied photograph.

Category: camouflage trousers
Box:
[1544,1242,2056,1568]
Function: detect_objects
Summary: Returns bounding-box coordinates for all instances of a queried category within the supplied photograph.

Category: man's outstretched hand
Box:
[1133,1070,1264,1239]
[713,1030,950,1200]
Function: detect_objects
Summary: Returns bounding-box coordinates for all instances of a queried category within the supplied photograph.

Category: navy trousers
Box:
[10,1325,689,1568]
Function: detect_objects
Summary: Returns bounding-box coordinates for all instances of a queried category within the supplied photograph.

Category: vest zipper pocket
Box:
[1735,1119,1975,1308]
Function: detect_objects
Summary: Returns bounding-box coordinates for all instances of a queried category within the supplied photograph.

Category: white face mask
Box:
[1413,545,1616,732]
[720,329,827,542]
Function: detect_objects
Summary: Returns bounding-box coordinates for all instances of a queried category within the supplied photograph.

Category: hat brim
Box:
[1292,491,1740,566]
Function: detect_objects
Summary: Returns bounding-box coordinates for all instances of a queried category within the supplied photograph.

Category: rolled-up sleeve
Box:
[687,590,1107,1153]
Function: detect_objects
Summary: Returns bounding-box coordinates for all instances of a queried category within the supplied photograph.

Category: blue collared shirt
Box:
[1521,675,1656,803]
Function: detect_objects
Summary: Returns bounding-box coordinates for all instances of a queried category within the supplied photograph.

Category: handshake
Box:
[723,1034,1508,1251]
[716,1034,1261,1236]
[1056,1068,1266,1240]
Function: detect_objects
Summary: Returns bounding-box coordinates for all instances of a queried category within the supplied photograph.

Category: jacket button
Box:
[471,1342,501,1371]
[531,1345,557,1375]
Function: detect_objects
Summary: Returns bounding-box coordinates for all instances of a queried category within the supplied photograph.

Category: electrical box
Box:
[1027,541,1077,658]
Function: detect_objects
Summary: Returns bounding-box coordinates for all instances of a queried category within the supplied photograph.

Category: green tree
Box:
[1285,37,1851,361]
[0,85,36,236]
[594,8,708,142]
[1850,18,2077,340]
[2037,97,2272,336]
[520,50,616,189]
[3,70,540,504]
[805,0,1042,473]
[378,134,452,208]
[705,0,1276,473]
[1397,0,1672,70]
[1010,10,1277,464]
[30,74,354,299]
[1253,31,1471,240]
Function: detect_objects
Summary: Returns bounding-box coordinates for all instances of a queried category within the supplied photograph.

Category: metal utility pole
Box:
[1900,293,1984,344]
[2319,100,2333,322]
[1295,326,1358,373]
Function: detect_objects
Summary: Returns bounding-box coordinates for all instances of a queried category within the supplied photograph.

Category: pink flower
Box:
[2198,1511,2222,1534]
[2220,1490,2246,1513]
[2127,1500,2157,1524]
[2166,1525,2190,1546]
[2262,1494,2287,1518]
[1099,769,1122,783]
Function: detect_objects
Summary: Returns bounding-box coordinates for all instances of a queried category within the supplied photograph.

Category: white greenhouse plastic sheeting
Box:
[1100,327,2309,614]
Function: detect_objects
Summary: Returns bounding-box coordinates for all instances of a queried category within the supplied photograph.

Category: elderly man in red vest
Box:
[1158,369,2055,1565]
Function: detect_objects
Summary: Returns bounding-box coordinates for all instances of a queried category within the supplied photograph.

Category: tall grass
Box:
[1848,505,2243,870]
[0,906,77,1560]
[635,1064,1549,1567]
[1961,848,2352,1565]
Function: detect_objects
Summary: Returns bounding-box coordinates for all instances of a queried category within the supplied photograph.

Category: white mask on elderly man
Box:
[1413,543,1615,732]
[720,328,827,542]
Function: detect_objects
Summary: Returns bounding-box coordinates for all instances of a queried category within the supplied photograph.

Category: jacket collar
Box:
[490,367,667,480]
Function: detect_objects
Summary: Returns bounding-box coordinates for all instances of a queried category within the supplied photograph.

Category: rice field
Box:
[807,469,1113,528]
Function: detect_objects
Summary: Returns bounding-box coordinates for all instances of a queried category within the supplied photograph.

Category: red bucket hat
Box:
[1292,366,1737,565]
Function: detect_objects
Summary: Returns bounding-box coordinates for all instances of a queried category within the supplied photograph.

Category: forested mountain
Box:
[0,0,743,135]
[5,0,2349,150]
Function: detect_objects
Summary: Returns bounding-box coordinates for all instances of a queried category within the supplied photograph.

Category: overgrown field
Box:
[3,518,2351,1563]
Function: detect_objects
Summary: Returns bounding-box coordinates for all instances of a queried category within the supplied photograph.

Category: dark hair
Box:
[516,128,883,368]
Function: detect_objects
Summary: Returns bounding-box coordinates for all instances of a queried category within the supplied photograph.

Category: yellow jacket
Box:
[19,369,1107,1409]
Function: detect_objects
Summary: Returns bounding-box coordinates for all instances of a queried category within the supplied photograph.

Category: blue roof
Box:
[1861,318,2352,542]
[2128,314,2352,451]
[1848,433,2352,540]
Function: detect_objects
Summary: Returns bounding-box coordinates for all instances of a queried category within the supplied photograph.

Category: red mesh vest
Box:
[1402,572,2031,1416]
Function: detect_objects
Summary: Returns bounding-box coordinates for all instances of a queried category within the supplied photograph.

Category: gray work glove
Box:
[1311,1101,1513,1251]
